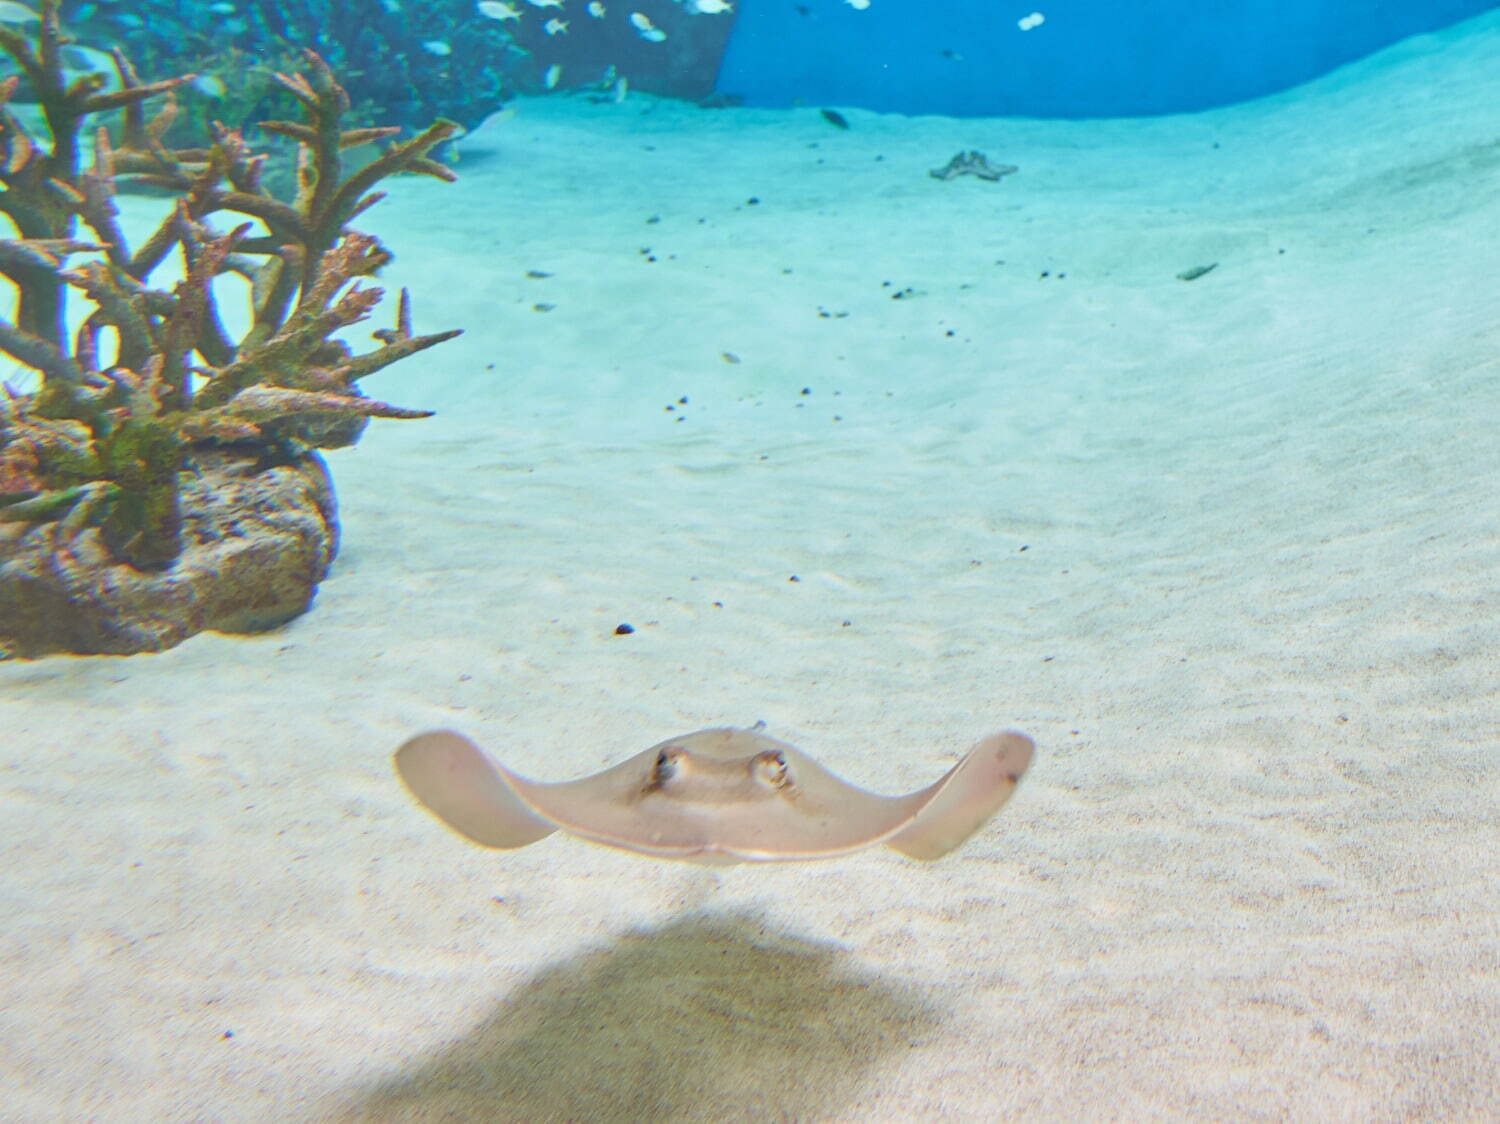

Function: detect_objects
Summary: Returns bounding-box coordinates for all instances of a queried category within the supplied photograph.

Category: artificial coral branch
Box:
[0,2,460,570]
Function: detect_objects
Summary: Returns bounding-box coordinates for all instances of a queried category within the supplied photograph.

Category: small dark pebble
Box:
[614,623,635,635]
[788,575,800,582]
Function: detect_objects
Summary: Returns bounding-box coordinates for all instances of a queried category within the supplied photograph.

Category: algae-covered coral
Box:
[0,1,461,655]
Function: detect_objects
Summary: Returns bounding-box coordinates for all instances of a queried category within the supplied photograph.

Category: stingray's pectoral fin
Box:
[395,729,557,850]
[885,731,1035,861]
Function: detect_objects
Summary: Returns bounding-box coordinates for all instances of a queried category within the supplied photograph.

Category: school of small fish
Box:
[456,0,965,102]
[471,0,740,55]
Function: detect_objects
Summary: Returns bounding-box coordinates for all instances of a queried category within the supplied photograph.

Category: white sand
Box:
[3,12,1499,1121]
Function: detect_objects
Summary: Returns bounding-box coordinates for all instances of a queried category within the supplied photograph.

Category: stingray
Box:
[394,723,1034,865]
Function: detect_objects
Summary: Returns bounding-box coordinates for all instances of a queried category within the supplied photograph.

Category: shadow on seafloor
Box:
[349,909,943,1122]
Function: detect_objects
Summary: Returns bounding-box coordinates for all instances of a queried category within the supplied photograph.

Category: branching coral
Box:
[0,0,460,573]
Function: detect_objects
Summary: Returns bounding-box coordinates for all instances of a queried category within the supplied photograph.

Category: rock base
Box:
[0,449,339,659]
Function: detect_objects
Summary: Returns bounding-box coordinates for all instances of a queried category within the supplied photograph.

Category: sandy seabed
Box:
[2,12,1498,1123]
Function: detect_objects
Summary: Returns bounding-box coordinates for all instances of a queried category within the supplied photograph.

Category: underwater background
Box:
[723,0,1500,115]
[2,1,1498,1119]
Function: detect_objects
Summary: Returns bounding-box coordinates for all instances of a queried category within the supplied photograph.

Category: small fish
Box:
[477,0,522,20]
[0,2,39,24]
[1018,11,1044,31]
[612,75,628,103]
[190,74,228,99]
[692,0,733,12]
[421,39,453,56]
[844,0,869,9]
[544,63,561,89]
[544,17,568,34]
[820,108,849,129]
[587,0,606,14]
[524,0,564,7]
[58,44,115,74]
[207,1,235,13]
[630,11,666,40]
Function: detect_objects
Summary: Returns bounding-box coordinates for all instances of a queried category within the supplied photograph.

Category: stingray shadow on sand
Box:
[349,910,943,1121]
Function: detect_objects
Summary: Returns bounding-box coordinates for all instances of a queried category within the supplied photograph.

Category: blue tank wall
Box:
[716,0,1499,117]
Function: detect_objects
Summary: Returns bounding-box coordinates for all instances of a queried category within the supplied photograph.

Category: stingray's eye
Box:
[754,750,790,788]
[650,748,682,787]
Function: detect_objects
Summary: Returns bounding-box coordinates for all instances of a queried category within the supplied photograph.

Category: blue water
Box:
[4,0,1500,1118]
[717,0,1500,116]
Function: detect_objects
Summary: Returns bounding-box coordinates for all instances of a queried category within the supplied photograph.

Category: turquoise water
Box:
[68,1,1500,130]
[2,2,1498,1119]
[721,0,1500,115]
